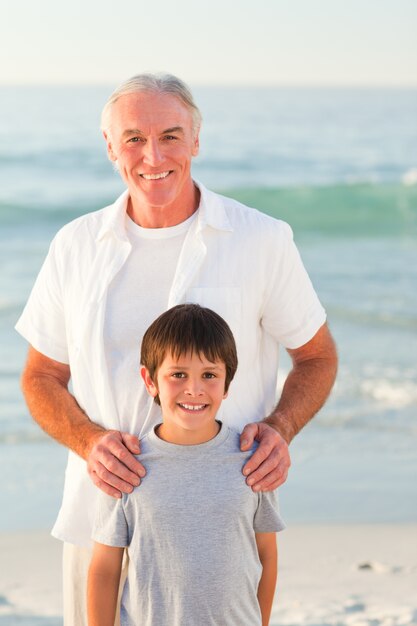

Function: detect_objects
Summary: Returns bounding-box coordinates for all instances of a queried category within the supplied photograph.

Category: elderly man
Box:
[17,73,337,625]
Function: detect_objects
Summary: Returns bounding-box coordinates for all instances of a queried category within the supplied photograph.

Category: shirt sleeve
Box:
[253,490,286,533]
[15,234,69,363]
[92,492,130,547]
[261,221,326,350]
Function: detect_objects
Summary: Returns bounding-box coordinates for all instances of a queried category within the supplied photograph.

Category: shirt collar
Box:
[194,180,234,233]
[96,189,130,242]
[96,180,233,242]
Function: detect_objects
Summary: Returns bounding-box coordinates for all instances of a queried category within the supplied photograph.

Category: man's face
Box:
[104,91,199,222]
[141,351,227,443]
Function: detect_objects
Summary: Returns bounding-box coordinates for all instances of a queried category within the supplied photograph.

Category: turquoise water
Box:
[230,184,417,237]
[0,87,416,530]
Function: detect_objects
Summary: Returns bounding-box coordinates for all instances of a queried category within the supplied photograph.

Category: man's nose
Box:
[142,138,163,166]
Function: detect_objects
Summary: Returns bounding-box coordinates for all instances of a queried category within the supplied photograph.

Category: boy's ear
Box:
[140,366,158,398]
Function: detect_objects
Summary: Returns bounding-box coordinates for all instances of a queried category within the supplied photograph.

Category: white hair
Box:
[101,73,202,137]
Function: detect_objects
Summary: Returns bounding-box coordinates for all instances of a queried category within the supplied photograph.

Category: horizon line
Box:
[1,81,417,90]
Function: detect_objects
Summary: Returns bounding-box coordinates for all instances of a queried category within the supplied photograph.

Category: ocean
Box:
[0,86,416,531]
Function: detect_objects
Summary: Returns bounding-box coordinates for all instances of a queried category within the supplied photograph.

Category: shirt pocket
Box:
[185,287,241,343]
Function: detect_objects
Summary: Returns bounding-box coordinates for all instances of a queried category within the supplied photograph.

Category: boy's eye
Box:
[172,372,186,378]
[203,372,215,379]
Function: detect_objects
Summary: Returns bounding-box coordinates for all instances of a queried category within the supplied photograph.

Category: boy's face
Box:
[141,351,227,441]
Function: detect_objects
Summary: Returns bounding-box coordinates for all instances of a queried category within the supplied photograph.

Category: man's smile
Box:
[140,171,173,180]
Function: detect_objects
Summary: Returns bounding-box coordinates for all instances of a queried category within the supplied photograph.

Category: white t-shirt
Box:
[104,212,196,432]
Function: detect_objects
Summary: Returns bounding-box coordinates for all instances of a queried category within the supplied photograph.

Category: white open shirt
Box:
[16,181,326,546]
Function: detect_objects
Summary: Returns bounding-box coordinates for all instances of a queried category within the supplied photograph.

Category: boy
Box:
[88,304,285,626]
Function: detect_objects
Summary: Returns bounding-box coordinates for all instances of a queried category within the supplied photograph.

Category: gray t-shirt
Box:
[92,424,285,626]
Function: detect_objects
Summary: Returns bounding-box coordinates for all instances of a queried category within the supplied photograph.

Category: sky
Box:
[1,0,417,86]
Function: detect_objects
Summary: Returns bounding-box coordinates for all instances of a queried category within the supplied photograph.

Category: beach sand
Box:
[0,531,62,625]
[274,524,417,626]
[0,525,416,625]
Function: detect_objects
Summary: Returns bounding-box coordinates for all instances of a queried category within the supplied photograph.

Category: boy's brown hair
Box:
[140,304,238,404]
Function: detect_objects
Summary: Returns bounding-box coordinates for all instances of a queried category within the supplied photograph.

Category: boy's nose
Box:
[184,380,204,396]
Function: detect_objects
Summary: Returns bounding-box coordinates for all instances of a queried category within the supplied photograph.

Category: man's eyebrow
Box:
[121,126,185,139]
[123,128,143,135]
[121,129,144,138]
[161,126,184,135]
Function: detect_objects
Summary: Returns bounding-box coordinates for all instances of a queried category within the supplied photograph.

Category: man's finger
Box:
[99,452,142,486]
[93,461,141,493]
[90,470,123,499]
[240,423,259,450]
[245,449,280,486]
[87,431,144,491]
[106,438,146,477]
[121,432,141,455]
[95,432,144,476]
[242,438,275,476]
[241,422,291,489]
[249,458,289,492]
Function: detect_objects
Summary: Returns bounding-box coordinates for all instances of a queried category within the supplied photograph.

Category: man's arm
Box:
[87,542,124,626]
[255,532,277,626]
[21,346,145,497]
[241,323,338,490]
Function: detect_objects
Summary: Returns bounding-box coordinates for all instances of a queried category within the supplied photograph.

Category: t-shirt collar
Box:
[96,180,233,243]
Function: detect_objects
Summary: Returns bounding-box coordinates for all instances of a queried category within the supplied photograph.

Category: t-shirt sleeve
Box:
[15,234,69,364]
[253,490,286,533]
[92,492,130,547]
[261,221,326,350]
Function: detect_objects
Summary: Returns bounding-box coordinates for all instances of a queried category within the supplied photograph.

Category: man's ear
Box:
[140,366,158,398]
[103,130,117,162]
[192,130,200,157]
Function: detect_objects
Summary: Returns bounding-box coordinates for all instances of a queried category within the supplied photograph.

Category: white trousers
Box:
[62,542,128,626]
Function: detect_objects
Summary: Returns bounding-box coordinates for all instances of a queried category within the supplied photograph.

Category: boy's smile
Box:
[141,351,227,445]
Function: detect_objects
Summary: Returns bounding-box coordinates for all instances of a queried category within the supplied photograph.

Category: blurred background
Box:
[1,83,416,528]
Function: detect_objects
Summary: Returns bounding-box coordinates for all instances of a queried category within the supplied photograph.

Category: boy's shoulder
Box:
[138,424,258,460]
[221,426,259,457]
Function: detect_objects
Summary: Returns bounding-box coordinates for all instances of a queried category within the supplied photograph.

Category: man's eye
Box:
[163,135,177,141]
[127,137,144,143]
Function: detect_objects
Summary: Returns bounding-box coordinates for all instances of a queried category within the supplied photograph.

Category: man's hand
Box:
[20,347,146,499]
[87,430,146,499]
[239,324,337,493]
[240,422,290,492]
[21,347,147,499]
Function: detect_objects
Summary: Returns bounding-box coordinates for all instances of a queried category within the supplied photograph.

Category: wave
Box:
[3,182,415,238]
[0,200,86,227]
[325,306,417,331]
[223,183,417,238]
